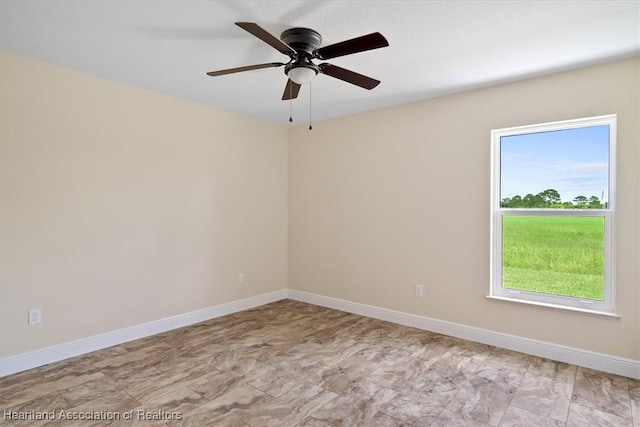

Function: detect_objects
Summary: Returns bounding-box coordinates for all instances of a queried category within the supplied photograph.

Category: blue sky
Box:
[500,125,610,203]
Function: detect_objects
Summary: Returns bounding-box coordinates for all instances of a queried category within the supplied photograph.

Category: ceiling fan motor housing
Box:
[281,27,322,77]
[280,27,322,54]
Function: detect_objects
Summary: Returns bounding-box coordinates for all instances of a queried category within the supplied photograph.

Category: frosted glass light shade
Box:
[288,67,317,85]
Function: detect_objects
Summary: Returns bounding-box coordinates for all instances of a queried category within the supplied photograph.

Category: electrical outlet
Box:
[28,308,41,326]
[238,273,245,284]
[415,284,423,297]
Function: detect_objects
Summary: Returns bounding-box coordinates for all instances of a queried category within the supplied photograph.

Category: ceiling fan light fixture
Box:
[287,66,317,85]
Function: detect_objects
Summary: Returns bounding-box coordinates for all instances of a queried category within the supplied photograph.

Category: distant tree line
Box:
[501,189,605,209]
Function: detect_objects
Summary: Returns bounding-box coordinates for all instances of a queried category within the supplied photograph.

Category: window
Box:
[490,115,616,315]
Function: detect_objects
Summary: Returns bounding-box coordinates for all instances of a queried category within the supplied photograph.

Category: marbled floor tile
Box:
[92,349,158,378]
[74,345,130,365]
[160,325,227,350]
[366,363,410,390]
[202,350,260,375]
[526,357,577,384]
[248,342,297,366]
[0,370,59,410]
[629,376,640,425]
[317,357,384,395]
[267,356,332,385]
[431,409,493,427]
[2,300,637,427]
[48,370,105,396]
[185,368,247,401]
[151,353,212,380]
[566,402,633,427]
[248,372,303,399]
[240,359,298,393]
[422,351,484,387]
[220,329,274,348]
[630,378,640,400]
[383,338,432,359]
[352,343,415,367]
[239,343,283,362]
[337,319,397,344]
[58,376,132,409]
[105,364,163,391]
[125,344,181,365]
[100,418,170,427]
[304,334,366,361]
[479,348,533,378]
[445,374,517,426]
[366,353,425,388]
[135,386,209,421]
[234,324,283,343]
[317,337,368,363]
[311,315,357,332]
[295,417,330,427]
[306,323,360,347]
[474,366,525,391]
[571,367,631,416]
[0,368,44,390]
[379,390,444,426]
[360,411,409,427]
[170,384,267,427]
[499,406,565,427]
[196,329,250,350]
[441,337,494,362]
[386,324,439,341]
[65,387,140,417]
[239,383,337,427]
[404,370,464,406]
[182,341,228,362]
[509,373,572,421]
[281,341,329,359]
[1,392,70,427]
[38,355,96,377]
[308,380,397,426]
[119,335,168,352]
[268,324,317,343]
[414,338,451,367]
[119,364,210,404]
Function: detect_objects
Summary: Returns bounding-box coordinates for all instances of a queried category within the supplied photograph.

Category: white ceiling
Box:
[1,1,639,126]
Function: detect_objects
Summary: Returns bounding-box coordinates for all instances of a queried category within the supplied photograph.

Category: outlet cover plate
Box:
[28,308,42,326]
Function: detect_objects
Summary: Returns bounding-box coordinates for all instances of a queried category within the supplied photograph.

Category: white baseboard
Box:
[287,289,640,380]
[0,289,288,377]
[3,288,638,380]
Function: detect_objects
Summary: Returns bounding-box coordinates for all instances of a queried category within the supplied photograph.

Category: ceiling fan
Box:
[207,22,389,101]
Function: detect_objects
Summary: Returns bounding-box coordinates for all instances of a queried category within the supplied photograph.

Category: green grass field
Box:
[502,216,604,300]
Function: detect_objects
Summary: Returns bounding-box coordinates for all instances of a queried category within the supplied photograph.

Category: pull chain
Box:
[289,83,293,123]
[308,82,313,131]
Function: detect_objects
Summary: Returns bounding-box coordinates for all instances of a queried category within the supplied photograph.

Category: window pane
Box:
[500,125,609,208]
[501,216,604,300]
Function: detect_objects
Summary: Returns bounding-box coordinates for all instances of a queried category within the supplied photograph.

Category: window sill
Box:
[486,295,620,318]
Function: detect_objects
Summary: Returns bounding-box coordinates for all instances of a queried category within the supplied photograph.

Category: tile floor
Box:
[1,299,638,426]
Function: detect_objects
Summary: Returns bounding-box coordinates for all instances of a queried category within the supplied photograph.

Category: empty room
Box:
[1,1,639,426]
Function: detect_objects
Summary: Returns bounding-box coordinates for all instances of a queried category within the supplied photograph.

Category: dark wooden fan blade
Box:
[207,62,284,77]
[318,63,380,90]
[282,79,302,100]
[315,32,388,60]
[236,22,296,56]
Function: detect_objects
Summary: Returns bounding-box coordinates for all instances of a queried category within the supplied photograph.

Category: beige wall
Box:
[1,51,638,363]
[0,52,288,358]
[289,58,640,360]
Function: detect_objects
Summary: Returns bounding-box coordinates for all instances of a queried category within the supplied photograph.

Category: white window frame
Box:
[489,115,616,315]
